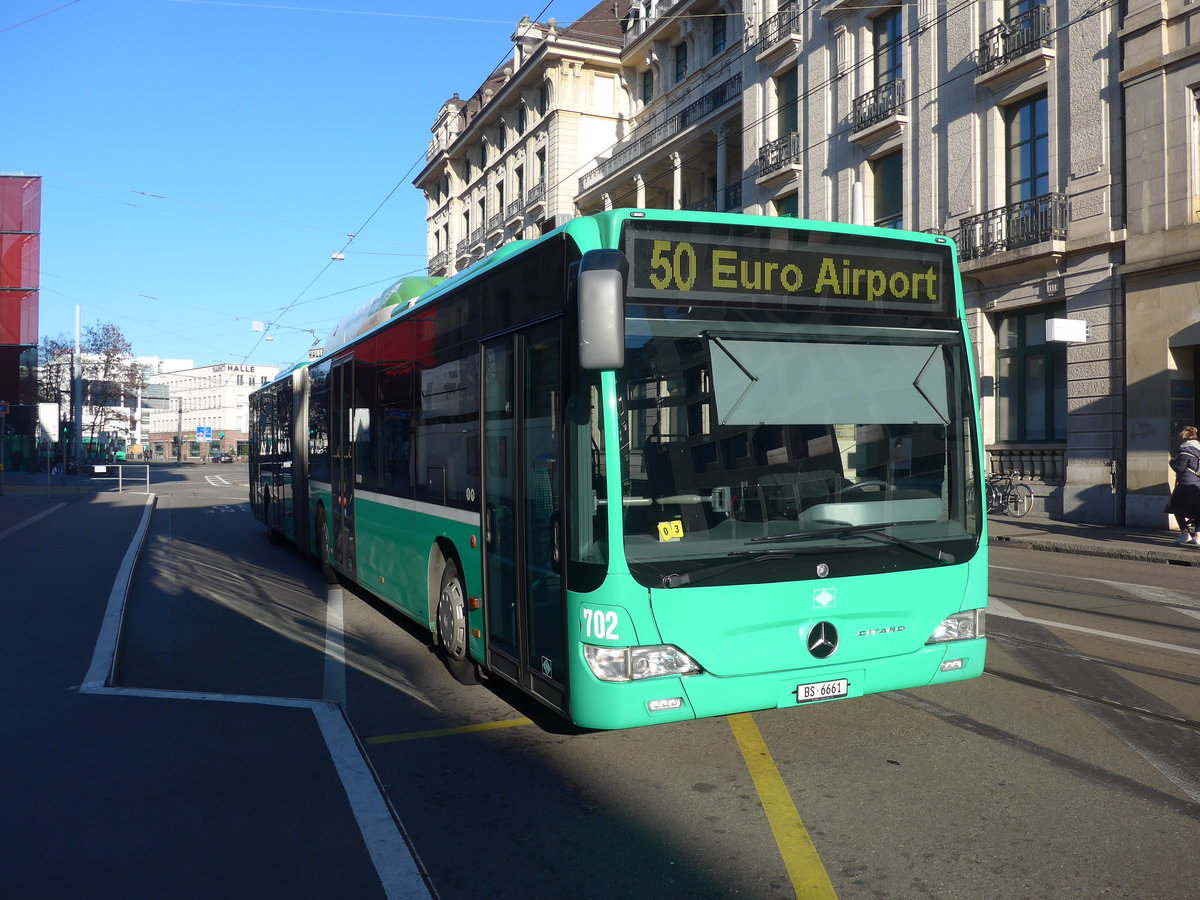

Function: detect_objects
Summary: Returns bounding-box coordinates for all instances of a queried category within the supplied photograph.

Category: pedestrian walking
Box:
[1166,425,1200,544]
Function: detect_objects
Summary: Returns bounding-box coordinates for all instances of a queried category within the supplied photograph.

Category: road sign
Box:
[196,426,212,442]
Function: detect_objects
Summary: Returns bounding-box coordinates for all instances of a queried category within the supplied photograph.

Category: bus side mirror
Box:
[578,249,627,371]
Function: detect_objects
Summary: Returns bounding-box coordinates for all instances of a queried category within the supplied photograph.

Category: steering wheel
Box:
[836,480,888,495]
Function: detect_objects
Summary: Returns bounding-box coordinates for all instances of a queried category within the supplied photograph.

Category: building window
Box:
[872,151,903,228]
[712,13,727,55]
[995,307,1067,442]
[773,193,798,218]
[775,67,797,136]
[1192,89,1200,215]
[517,104,527,134]
[675,42,688,82]
[1006,92,1049,203]
[514,165,524,200]
[642,69,654,105]
[538,83,549,115]
[536,148,546,183]
[873,7,903,88]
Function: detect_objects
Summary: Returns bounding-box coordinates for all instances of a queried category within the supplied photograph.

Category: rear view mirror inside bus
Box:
[578,249,627,370]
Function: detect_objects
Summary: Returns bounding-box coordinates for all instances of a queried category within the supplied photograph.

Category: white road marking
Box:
[324,586,347,707]
[204,475,231,486]
[987,597,1200,658]
[80,493,431,899]
[0,502,66,542]
[992,564,1200,610]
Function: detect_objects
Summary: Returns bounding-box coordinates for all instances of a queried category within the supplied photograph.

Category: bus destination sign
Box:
[624,222,952,315]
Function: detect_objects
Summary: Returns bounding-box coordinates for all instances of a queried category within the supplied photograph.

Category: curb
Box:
[991,534,1200,567]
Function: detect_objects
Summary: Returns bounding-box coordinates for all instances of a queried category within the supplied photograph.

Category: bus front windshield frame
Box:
[615,306,981,588]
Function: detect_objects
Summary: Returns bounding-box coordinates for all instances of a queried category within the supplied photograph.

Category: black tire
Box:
[316,509,337,585]
[436,558,480,685]
[1010,482,1034,518]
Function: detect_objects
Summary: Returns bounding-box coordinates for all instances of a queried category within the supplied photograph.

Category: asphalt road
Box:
[118,465,1200,899]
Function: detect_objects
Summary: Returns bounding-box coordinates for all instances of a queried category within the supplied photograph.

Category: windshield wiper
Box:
[661,549,799,589]
[748,520,923,544]
[748,520,955,566]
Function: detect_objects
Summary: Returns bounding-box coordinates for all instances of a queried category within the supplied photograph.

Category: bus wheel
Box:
[316,510,337,585]
[436,559,479,685]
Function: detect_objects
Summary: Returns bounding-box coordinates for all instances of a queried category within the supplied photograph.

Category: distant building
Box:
[142,360,277,460]
[414,2,631,276]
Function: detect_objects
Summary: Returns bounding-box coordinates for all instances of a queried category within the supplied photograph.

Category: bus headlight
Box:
[584,645,702,682]
[926,609,985,644]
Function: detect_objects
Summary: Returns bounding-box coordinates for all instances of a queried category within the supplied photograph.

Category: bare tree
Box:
[79,322,144,456]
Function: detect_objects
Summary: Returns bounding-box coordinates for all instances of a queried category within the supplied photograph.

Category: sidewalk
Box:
[989,514,1200,566]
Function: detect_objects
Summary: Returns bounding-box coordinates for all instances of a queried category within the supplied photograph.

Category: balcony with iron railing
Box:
[622,0,688,49]
[579,73,742,193]
[978,4,1052,76]
[507,197,524,220]
[757,2,802,57]
[757,131,803,179]
[958,192,1067,261]
[456,239,470,257]
[428,250,450,273]
[526,181,546,206]
[851,78,906,141]
[487,212,504,234]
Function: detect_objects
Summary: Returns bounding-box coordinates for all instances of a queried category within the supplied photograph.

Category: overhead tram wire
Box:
[242,0,560,365]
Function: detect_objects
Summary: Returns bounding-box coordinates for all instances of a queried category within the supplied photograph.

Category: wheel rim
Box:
[437,575,468,661]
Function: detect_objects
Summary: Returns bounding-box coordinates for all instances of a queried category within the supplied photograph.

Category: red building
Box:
[0,174,41,473]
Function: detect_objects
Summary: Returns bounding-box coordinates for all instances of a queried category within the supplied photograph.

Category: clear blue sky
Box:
[4,0,579,370]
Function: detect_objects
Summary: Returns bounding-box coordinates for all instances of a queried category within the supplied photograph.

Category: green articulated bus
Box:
[250,209,986,730]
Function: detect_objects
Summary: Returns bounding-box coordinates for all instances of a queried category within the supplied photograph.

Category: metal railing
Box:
[580,73,743,191]
[757,131,803,177]
[758,1,801,50]
[979,4,1052,74]
[507,197,525,219]
[852,78,906,132]
[89,463,151,494]
[527,181,546,205]
[429,250,450,272]
[958,192,1068,260]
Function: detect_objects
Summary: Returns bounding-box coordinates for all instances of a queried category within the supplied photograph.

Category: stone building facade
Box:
[415,3,631,276]
[420,0,1140,524]
[1120,0,1200,526]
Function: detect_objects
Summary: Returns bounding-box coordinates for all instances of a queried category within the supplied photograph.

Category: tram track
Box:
[983,667,1200,732]
[989,571,1200,613]
[988,591,1200,635]
[988,633,1200,687]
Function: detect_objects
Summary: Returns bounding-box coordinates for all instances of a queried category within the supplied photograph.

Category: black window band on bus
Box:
[621,220,955,317]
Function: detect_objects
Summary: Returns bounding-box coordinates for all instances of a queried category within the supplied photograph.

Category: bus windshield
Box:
[617,310,980,587]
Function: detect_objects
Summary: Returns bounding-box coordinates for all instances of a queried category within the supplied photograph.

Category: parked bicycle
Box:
[986,470,1034,517]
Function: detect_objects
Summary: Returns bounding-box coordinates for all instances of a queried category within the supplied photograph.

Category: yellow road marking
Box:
[365,716,533,745]
[728,713,838,899]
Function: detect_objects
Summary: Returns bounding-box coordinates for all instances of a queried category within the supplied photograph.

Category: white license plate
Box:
[795,678,849,703]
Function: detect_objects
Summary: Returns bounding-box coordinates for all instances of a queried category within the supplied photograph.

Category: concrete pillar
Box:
[716,126,728,211]
[635,173,646,209]
[671,152,683,210]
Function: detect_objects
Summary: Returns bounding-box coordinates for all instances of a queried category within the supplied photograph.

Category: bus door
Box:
[330,355,357,577]
[482,321,566,712]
